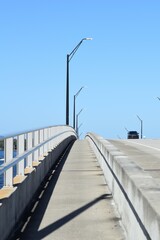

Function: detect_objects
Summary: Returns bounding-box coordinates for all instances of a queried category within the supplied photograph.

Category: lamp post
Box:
[137,115,143,139]
[66,38,92,125]
[76,108,83,137]
[77,123,83,139]
[79,132,83,138]
[124,127,129,132]
[73,86,84,129]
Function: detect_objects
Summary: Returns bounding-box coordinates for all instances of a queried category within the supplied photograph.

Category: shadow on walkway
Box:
[35,194,111,239]
[12,141,74,240]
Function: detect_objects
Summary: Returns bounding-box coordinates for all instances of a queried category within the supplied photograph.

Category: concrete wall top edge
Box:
[87,132,160,240]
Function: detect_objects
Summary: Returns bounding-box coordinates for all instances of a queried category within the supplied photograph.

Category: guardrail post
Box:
[51,127,55,149]
[4,137,13,187]
[26,132,32,167]
[33,130,39,162]
[47,128,50,151]
[17,134,25,175]
[39,129,44,157]
[44,128,48,154]
[48,127,51,151]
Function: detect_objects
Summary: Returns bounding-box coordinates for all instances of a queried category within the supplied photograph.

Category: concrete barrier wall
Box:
[86,133,159,240]
[0,135,76,240]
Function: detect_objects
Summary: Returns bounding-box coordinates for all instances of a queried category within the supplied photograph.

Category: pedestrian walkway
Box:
[16,140,126,240]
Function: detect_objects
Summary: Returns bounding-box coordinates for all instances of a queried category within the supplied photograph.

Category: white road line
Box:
[126,140,160,152]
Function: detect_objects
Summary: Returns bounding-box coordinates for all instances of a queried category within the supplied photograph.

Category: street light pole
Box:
[124,127,129,132]
[66,54,70,125]
[76,108,83,137]
[77,123,83,139]
[66,38,92,125]
[137,115,143,139]
[73,86,84,129]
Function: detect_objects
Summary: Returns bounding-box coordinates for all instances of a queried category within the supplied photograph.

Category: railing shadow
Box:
[12,141,74,240]
[36,194,111,239]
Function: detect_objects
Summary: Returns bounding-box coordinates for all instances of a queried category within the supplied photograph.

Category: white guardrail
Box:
[0,125,77,188]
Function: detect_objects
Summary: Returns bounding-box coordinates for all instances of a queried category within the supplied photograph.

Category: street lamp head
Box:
[75,86,85,98]
[137,115,142,121]
[84,37,93,40]
[77,108,83,117]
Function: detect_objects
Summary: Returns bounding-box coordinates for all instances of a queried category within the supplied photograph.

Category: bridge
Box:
[0,125,160,240]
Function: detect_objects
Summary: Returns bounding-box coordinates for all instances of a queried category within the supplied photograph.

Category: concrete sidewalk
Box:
[17,140,126,240]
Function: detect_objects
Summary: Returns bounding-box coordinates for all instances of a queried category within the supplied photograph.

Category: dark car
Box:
[127,131,139,139]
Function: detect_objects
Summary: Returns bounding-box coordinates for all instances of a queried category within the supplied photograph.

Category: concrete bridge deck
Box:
[15,139,126,240]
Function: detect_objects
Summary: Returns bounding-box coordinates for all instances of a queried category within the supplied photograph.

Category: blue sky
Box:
[1,0,160,139]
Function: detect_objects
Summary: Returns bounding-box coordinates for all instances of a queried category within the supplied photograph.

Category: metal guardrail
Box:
[0,125,76,188]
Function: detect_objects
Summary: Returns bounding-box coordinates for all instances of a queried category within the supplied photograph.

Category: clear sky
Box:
[1,0,160,139]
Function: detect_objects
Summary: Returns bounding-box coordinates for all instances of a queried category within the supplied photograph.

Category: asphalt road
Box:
[109,139,160,179]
